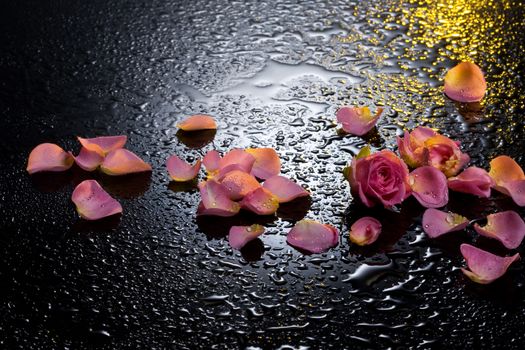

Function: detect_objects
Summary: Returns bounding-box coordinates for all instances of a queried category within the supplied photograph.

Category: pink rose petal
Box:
[74,145,105,172]
[447,166,493,198]
[336,106,383,136]
[220,170,261,200]
[460,243,519,284]
[27,143,75,174]
[203,150,221,175]
[409,166,448,208]
[166,154,201,182]
[489,155,525,206]
[71,180,122,220]
[245,148,281,180]
[218,149,256,175]
[262,175,309,203]
[100,149,152,176]
[177,114,217,131]
[197,180,240,217]
[444,62,487,103]
[77,135,127,155]
[422,208,469,238]
[228,224,265,250]
[240,187,279,215]
[473,211,525,249]
[349,217,382,246]
[286,220,339,253]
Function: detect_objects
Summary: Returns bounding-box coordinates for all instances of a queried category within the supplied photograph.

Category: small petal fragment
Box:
[336,106,383,136]
[473,211,525,249]
[422,208,469,238]
[100,149,152,176]
[75,145,105,171]
[229,224,265,250]
[444,62,487,102]
[448,166,493,198]
[177,114,217,131]
[203,150,221,175]
[220,170,261,200]
[27,143,74,174]
[287,220,339,253]
[349,217,382,246]
[263,176,309,203]
[460,244,519,284]
[77,136,127,155]
[409,166,448,208]
[240,188,279,215]
[198,180,240,217]
[166,154,201,182]
[246,148,281,180]
[71,180,122,220]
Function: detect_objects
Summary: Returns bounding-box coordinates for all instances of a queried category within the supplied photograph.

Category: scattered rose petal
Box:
[177,114,217,131]
[240,187,279,215]
[422,208,469,238]
[197,180,240,217]
[245,148,281,180]
[460,244,519,284]
[71,180,122,220]
[228,224,265,250]
[349,217,382,246]
[100,149,152,176]
[220,170,261,200]
[444,62,487,103]
[218,149,256,175]
[336,106,383,136]
[447,166,493,198]
[489,155,525,206]
[27,143,74,174]
[473,211,525,249]
[74,145,105,172]
[424,135,470,177]
[77,135,127,155]
[203,150,221,175]
[263,175,309,203]
[166,154,201,182]
[286,220,339,253]
[409,166,448,208]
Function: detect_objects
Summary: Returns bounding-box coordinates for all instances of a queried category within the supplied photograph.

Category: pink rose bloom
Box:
[344,147,411,207]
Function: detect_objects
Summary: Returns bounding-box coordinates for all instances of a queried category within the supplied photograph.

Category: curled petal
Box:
[444,62,487,102]
[220,170,261,200]
[245,148,281,180]
[262,175,309,203]
[229,224,265,250]
[27,143,74,174]
[240,188,279,215]
[75,145,105,172]
[71,180,122,220]
[448,166,493,198]
[77,135,127,155]
[473,211,525,249]
[100,149,151,175]
[218,149,255,175]
[203,150,221,175]
[349,217,382,246]
[489,155,525,187]
[425,135,470,177]
[177,114,217,131]
[504,180,525,206]
[422,208,469,238]
[409,166,448,208]
[336,106,383,136]
[197,180,240,217]
[460,244,519,284]
[287,220,339,254]
[166,154,201,182]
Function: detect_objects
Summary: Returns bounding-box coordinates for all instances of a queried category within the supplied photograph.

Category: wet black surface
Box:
[1,0,525,348]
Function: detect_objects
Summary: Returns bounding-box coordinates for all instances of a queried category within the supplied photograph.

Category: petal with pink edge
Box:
[75,145,105,172]
[409,166,448,208]
[263,175,309,203]
[197,180,240,217]
[166,154,201,182]
[245,148,281,180]
[229,224,265,250]
[422,208,469,238]
[220,170,260,200]
[27,143,74,174]
[240,188,279,215]
[177,114,217,131]
[460,244,519,284]
[489,155,525,194]
[203,150,221,175]
[100,149,152,176]
[71,180,122,220]
[349,217,382,246]
[473,211,525,249]
[287,220,339,254]
[504,180,525,206]
[444,62,487,102]
[448,166,493,198]
[218,149,256,175]
[77,135,127,155]
[336,106,383,136]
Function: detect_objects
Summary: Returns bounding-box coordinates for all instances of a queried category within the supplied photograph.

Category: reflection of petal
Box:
[101,172,152,199]
[460,244,519,284]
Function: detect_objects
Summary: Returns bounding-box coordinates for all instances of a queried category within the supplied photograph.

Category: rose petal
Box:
[240,187,279,215]
[262,175,309,203]
[245,148,281,180]
[100,149,152,176]
[177,114,217,131]
[473,211,525,249]
[74,145,105,172]
[228,224,265,250]
[504,180,525,206]
[424,135,470,177]
[27,143,74,174]
[336,106,383,136]
[220,170,261,200]
[197,180,240,217]
[286,220,339,254]
[203,150,221,175]
[349,217,382,246]
[460,243,519,284]
[444,62,487,102]
[489,155,525,187]
[447,166,493,198]
[422,208,469,238]
[77,135,127,155]
[71,180,122,220]
[218,149,256,175]
[166,154,201,182]
[409,166,448,208]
